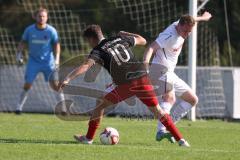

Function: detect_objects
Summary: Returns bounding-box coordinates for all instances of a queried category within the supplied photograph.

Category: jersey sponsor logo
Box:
[31,39,49,44]
[164,35,172,40]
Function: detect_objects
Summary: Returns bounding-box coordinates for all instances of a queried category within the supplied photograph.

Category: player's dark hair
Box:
[83,24,103,40]
[34,7,48,17]
[179,15,195,26]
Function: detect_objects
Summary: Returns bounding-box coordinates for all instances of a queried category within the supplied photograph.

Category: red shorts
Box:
[104,75,159,107]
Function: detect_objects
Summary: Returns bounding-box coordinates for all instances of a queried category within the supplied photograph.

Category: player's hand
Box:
[58,78,70,91]
[55,61,60,69]
[201,11,212,21]
[16,52,24,65]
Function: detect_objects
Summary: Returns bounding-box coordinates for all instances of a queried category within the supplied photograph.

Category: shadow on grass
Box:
[0,138,78,145]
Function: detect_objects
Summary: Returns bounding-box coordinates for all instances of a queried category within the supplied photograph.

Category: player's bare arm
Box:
[118,31,147,46]
[143,41,160,64]
[54,42,61,67]
[59,58,95,89]
[194,11,212,22]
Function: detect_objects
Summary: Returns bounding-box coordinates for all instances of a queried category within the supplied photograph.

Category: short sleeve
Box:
[51,28,59,44]
[155,21,178,49]
[22,27,29,42]
[120,36,136,47]
[155,33,173,49]
[88,49,103,65]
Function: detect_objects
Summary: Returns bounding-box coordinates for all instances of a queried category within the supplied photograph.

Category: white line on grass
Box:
[92,144,240,154]
[49,143,240,154]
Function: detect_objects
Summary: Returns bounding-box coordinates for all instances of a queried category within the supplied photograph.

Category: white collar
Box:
[98,37,105,44]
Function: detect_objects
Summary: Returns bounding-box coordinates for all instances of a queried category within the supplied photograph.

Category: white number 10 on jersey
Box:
[108,44,130,65]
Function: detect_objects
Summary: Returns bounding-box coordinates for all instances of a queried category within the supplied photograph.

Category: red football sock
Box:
[86,119,100,140]
[160,113,183,141]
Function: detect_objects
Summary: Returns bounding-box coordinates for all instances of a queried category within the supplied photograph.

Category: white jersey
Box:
[152,21,185,72]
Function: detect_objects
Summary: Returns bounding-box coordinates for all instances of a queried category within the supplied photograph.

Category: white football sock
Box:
[157,102,172,132]
[16,90,29,111]
[171,101,192,123]
[57,91,67,112]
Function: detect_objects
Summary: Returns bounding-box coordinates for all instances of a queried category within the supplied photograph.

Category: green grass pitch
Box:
[0,113,239,160]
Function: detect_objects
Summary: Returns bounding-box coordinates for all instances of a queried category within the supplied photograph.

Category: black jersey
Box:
[88,36,147,85]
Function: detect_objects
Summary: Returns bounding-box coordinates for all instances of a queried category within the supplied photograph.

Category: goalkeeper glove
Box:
[16,52,24,65]
[55,61,60,69]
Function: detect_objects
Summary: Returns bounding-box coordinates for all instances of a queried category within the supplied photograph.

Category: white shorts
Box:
[159,72,191,97]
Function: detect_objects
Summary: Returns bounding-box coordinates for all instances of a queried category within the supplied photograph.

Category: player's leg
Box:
[180,90,198,106]
[49,80,67,114]
[105,83,136,106]
[148,105,189,146]
[79,82,135,143]
[15,83,32,114]
[171,76,198,123]
[156,90,176,142]
[74,83,135,144]
[153,72,176,142]
[44,65,67,114]
[171,89,198,123]
[74,97,114,144]
[157,74,198,144]
[134,76,189,146]
[16,61,39,114]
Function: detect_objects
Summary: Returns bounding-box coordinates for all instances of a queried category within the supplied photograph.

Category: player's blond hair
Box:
[179,15,195,26]
[34,7,49,17]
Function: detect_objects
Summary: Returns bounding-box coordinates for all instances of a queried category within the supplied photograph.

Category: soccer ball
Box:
[99,127,119,145]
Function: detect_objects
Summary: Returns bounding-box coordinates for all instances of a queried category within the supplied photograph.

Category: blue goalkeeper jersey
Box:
[22,24,59,65]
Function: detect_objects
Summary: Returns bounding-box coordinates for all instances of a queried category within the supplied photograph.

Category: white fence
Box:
[0,65,239,119]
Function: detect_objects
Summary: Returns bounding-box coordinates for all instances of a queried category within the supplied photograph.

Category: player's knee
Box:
[148,105,165,118]
[191,95,198,106]
[52,85,58,91]
[23,83,32,91]
[52,85,59,91]
[97,98,113,109]
[49,81,59,91]
[193,95,199,106]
